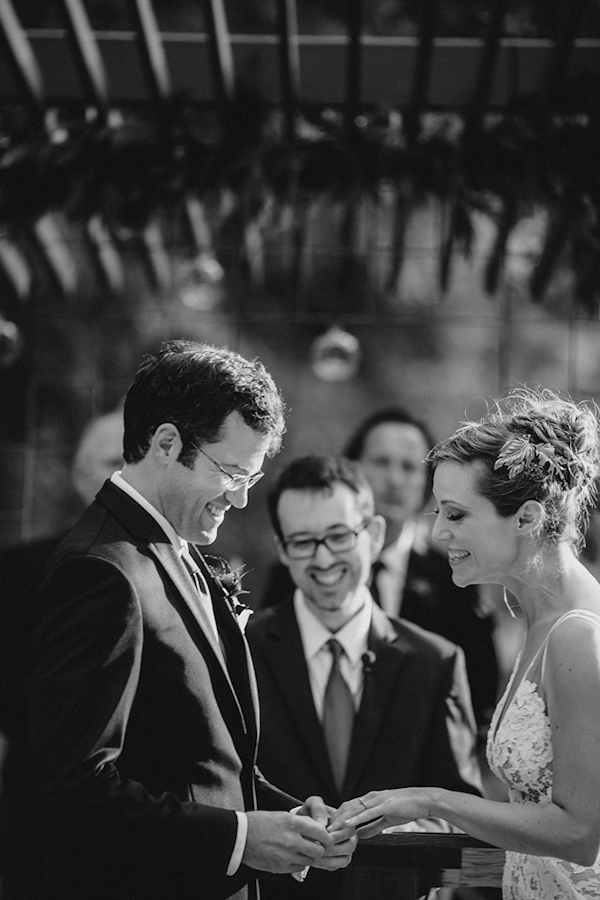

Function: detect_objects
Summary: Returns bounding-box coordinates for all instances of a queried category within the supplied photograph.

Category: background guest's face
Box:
[71,410,125,506]
[357,422,429,544]
[275,484,380,622]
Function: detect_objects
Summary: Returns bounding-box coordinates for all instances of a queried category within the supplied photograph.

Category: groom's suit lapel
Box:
[96,482,255,746]
[193,548,259,744]
[151,539,225,656]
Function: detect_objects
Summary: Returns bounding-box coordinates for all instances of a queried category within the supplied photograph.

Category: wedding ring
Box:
[358,798,368,810]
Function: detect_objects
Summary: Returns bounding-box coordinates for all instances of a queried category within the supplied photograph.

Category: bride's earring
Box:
[503,586,518,619]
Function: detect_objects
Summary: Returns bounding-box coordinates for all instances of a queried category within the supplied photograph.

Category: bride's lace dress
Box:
[486,610,600,899]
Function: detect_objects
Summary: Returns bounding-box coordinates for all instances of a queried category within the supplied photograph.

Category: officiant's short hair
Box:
[266,455,374,540]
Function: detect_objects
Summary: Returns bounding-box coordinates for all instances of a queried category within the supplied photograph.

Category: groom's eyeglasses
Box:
[196,446,264,491]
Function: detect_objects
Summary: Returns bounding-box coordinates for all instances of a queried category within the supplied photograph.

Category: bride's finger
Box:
[343,805,384,827]
[329,794,382,830]
[352,794,378,815]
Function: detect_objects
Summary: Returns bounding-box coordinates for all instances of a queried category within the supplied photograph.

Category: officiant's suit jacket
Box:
[19,481,296,900]
[246,600,481,900]
[261,545,499,736]
[246,599,481,811]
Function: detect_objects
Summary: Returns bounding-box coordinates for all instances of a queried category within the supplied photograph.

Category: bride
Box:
[331,387,600,899]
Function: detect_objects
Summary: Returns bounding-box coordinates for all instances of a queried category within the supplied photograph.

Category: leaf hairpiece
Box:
[494,434,570,486]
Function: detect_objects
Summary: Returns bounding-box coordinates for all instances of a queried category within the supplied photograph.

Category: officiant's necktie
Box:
[323,638,355,791]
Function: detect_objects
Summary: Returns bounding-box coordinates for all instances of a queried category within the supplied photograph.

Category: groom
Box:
[9,342,355,900]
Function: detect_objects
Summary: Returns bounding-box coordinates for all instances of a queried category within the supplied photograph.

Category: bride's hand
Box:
[329,789,432,839]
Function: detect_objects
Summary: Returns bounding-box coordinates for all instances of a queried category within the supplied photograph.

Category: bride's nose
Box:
[431,514,450,543]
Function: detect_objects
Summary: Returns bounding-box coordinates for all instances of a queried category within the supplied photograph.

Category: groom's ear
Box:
[152,423,180,464]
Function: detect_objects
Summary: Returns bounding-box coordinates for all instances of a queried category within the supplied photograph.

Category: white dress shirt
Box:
[375,520,418,617]
[293,586,373,718]
[293,577,455,837]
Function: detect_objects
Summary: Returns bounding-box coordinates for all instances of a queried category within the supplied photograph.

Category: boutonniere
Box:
[204,555,253,632]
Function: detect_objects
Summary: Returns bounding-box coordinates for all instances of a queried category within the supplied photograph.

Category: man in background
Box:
[70,405,126,507]
[247,454,481,900]
[0,403,125,615]
[343,407,499,739]
[0,405,125,727]
[0,404,125,895]
[0,407,123,880]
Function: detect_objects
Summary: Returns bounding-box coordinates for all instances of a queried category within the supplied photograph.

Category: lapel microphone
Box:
[361,650,376,674]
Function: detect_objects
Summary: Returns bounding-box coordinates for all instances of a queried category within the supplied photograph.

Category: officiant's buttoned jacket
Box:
[246,599,482,900]
[246,598,482,808]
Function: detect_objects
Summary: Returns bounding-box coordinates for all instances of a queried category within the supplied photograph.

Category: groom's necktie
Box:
[322,638,355,791]
[180,547,225,656]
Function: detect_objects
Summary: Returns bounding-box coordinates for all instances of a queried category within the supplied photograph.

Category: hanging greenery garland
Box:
[0,77,599,310]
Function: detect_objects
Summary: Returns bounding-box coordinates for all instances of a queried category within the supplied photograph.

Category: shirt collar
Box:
[380,519,417,572]
[110,471,187,556]
[293,586,373,665]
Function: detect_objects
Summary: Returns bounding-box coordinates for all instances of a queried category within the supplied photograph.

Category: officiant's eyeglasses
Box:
[282,520,371,559]
[197,446,264,491]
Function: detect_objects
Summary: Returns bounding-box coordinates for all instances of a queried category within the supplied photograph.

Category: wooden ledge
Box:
[344,832,505,898]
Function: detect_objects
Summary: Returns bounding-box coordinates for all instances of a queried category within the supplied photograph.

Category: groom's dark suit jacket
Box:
[14,481,296,900]
[246,600,482,900]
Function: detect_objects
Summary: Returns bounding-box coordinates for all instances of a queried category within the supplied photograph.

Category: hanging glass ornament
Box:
[310,325,361,382]
[178,253,224,311]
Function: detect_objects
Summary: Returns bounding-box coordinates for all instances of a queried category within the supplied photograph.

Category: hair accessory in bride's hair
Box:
[494,434,570,487]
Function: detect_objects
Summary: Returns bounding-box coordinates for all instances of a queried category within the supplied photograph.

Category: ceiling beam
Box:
[344,0,365,136]
[541,0,590,115]
[54,0,110,120]
[405,0,441,142]
[275,0,300,142]
[202,0,235,108]
[466,0,512,132]
[0,234,32,302]
[0,33,598,114]
[125,0,172,116]
[0,0,45,122]
[85,216,125,294]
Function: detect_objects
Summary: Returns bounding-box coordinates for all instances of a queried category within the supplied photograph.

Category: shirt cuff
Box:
[227,811,248,876]
[292,867,310,882]
[290,807,309,881]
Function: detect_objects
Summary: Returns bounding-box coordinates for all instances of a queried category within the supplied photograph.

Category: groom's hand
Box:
[296,794,330,828]
[297,795,357,871]
[243,810,333,874]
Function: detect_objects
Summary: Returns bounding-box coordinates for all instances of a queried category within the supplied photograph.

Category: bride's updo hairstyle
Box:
[426,387,600,552]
